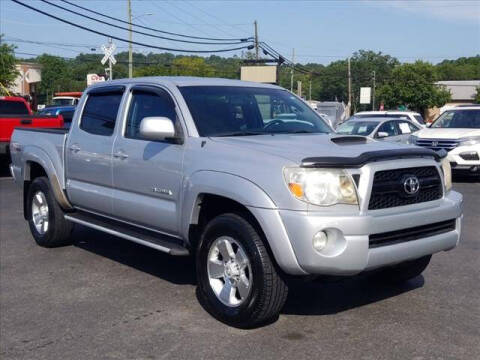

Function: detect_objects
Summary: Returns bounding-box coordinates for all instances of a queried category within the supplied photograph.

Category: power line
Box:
[59,0,250,42]
[11,0,254,54]
[40,0,247,46]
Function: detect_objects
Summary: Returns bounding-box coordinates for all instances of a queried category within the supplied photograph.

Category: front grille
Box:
[368,166,442,210]
[369,219,456,248]
[416,138,459,152]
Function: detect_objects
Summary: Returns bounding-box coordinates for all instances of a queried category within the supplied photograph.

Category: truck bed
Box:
[10,127,69,190]
[0,114,64,143]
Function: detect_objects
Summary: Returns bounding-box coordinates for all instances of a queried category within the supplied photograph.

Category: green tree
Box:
[377,61,451,114]
[475,87,480,104]
[0,35,19,94]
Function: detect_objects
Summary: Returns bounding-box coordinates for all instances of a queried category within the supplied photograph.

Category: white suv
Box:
[353,111,425,128]
[410,106,480,174]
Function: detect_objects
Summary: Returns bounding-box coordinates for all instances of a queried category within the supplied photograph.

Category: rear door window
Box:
[80,92,123,136]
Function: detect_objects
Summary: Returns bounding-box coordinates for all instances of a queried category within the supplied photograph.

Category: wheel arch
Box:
[21,150,72,219]
[182,171,306,275]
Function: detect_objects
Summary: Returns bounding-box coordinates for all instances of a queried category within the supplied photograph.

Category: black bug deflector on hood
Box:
[301,148,446,168]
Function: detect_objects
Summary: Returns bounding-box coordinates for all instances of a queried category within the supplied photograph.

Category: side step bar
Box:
[65,211,189,256]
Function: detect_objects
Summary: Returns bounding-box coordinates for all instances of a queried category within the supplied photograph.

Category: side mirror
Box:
[139,117,175,141]
[377,131,389,138]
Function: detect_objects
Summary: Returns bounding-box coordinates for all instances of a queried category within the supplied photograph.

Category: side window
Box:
[125,89,176,140]
[80,92,123,136]
[376,121,398,137]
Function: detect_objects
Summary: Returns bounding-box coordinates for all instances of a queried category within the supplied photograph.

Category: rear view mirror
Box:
[139,117,175,141]
[377,131,389,138]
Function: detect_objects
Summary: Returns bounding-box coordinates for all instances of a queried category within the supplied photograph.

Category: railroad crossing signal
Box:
[101,43,117,65]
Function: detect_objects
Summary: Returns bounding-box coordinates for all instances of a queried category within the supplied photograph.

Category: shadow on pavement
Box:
[71,224,422,317]
[72,224,197,286]
[453,172,479,183]
[282,275,423,316]
[0,156,11,178]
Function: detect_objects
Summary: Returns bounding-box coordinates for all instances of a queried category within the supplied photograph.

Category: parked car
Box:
[9,77,463,328]
[336,117,420,143]
[38,105,76,129]
[0,96,63,157]
[37,92,82,110]
[410,106,480,174]
[351,111,425,128]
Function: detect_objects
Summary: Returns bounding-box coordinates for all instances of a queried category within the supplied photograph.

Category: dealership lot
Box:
[0,163,479,360]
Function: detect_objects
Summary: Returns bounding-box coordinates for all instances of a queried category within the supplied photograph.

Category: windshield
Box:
[431,109,480,129]
[52,98,73,106]
[336,121,378,136]
[179,86,332,137]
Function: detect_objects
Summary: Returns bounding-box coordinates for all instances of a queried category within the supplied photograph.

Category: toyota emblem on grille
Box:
[404,176,420,195]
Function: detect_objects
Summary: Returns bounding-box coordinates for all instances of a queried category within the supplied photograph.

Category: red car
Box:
[0,96,64,156]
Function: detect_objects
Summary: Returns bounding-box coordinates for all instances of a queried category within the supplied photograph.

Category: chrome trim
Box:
[64,215,173,254]
[416,138,459,151]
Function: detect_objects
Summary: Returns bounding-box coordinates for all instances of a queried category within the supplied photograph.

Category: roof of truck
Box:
[88,76,280,90]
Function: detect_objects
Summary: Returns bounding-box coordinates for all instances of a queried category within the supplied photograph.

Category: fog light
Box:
[313,231,328,251]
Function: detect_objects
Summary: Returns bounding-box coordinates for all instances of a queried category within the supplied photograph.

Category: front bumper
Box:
[447,144,480,172]
[264,191,463,276]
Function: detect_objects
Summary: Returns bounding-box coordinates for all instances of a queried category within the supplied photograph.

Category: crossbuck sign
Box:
[101,43,117,65]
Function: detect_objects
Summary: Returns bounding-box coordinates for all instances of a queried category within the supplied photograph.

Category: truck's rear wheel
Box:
[26,177,73,247]
[377,255,432,283]
[196,213,288,328]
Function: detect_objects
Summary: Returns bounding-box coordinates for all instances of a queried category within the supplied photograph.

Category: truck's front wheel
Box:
[26,177,73,247]
[196,213,288,328]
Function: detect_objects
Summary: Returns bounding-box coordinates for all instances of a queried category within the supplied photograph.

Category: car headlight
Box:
[458,136,480,146]
[441,157,452,193]
[284,168,358,206]
[407,134,417,145]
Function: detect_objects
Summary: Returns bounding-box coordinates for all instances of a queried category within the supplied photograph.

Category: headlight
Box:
[407,134,417,145]
[458,136,480,146]
[283,168,358,206]
[441,157,452,193]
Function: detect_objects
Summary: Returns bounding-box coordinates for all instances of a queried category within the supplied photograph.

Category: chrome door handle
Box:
[69,144,80,153]
[113,151,128,160]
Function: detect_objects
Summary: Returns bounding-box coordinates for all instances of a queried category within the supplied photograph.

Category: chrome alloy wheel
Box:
[207,236,252,307]
[31,191,49,235]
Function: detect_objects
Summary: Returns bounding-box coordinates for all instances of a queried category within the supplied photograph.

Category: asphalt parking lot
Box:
[0,159,479,360]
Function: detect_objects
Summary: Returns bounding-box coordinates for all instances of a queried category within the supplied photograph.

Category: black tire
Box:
[26,176,73,247]
[196,213,288,328]
[377,255,432,283]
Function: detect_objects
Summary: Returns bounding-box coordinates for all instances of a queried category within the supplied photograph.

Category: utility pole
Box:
[109,38,113,80]
[254,20,259,60]
[347,57,352,116]
[290,48,295,92]
[309,79,312,101]
[127,0,133,78]
[372,70,376,111]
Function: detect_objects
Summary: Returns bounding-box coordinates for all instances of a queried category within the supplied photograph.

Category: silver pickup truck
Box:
[9,77,463,328]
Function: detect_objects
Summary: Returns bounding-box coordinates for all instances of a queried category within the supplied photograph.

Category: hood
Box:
[210,134,413,164]
[416,128,480,139]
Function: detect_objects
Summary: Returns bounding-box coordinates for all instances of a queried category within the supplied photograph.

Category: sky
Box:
[1,0,479,65]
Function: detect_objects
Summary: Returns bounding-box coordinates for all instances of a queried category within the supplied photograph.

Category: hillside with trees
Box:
[10,48,480,112]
